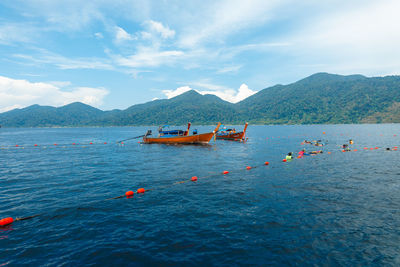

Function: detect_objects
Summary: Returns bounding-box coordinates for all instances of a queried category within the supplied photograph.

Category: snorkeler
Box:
[286,152,293,160]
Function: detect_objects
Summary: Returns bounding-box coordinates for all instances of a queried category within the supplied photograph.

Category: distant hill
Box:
[1,72,400,127]
[0,102,104,127]
[237,72,400,124]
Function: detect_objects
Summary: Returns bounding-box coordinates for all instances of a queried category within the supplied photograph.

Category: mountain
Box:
[0,102,104,127]
[97,90,239,125]
[1,72,400,127]
[237,72,400,124]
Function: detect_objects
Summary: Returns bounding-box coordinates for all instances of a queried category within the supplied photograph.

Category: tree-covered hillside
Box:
[1,73,400,127]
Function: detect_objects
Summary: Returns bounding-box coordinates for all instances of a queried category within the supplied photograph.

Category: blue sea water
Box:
[1,124,400,266]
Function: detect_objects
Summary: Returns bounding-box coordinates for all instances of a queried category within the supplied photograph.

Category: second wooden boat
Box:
[216,123,248,141]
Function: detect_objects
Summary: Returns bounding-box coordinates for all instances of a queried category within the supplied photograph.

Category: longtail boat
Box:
[142,123,221,144]
[216,122,248,141]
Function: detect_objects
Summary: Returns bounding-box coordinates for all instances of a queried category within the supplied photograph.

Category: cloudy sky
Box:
[0,0,399,112]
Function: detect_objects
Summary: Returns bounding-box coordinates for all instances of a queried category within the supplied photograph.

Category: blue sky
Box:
[0,0,399,112]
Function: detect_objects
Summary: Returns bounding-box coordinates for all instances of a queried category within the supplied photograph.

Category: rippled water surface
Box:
[1,125,400,266]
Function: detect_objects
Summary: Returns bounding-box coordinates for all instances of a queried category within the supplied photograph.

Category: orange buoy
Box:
[137,188,145,194]
[323,132,326,134]
[191,176,198,181]
[223,171,229,174]
[353,149,358,152]
[0,217,13,226]
[282,159,287,162]
[246,166,252,170]
[297,155,302,158]
[125,191,134,197]
[342,150,346,152]
[327,152,331,154]
[375,147,379,149]
[264,161,269,165]
[54,144,57,146]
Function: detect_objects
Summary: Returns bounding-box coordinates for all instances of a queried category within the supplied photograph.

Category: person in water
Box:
[349,139,354,145]
[286,152,293,160]
[342,144,350,151]
[310,150,323,154]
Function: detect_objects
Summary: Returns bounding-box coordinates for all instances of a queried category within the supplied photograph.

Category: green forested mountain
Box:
[1,73,400,127]
[237,73,400,124]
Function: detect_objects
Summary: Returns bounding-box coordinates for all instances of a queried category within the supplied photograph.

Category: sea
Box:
[1,124,399,266]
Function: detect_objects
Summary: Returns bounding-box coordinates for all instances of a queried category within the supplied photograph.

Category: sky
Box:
[0,0,399,112]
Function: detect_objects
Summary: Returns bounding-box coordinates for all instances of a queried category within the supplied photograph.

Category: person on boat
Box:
[286,152,293,160]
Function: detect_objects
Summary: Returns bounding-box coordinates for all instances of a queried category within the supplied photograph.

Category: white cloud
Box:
[162,83,257,103]
[0,76,109,112]
[115,47,184,68]
[178,0,284,47]
[286,0,400,75]
[145,20,175,39]
[217,65,242,74]
[94,32,103,39]
[14,51,114,70]
[162,86,192,99]
[114,26,135,43]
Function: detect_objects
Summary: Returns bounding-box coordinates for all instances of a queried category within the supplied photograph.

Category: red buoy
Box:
[34,144,38,147]
[246,166,251,170]
[282,159,287,162]
[137,188,145,194]
[15,145,18,147]
[353,149,358,152]
[104,142,107,144]
[125,191,134,197]
[364,147,368,150]
[0,217,13,226]
[264,161,269,165]
[90,142,93,144]
[223,171,229,174]
[54,144,57,146]
[191,176,198,181]
[72,143,76,145]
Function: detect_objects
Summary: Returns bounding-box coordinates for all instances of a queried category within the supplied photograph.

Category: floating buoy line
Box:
[1,133,400,228]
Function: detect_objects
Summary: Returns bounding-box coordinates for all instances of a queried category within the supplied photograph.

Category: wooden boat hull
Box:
[143,123,221,144]
[216,123,248,141]
[143,132,215,144]
[216,132,246,140]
